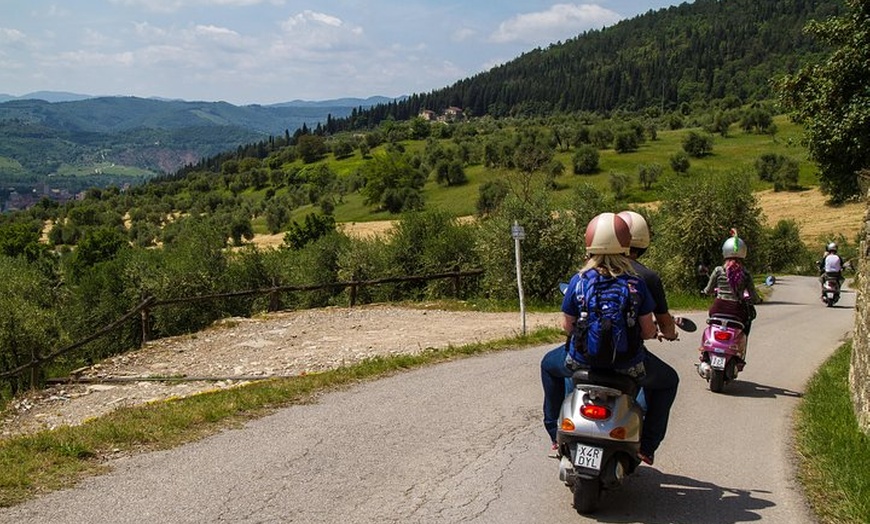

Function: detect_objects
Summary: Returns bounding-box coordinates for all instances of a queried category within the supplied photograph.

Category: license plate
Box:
[574,444,603,470]
[710,355,726,369]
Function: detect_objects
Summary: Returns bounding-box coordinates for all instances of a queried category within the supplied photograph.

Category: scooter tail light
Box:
[714,330,733,341]
[580,404,611,420]
[561,419,576,432]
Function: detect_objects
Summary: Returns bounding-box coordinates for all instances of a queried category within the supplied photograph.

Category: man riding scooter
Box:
[818,242,844,301]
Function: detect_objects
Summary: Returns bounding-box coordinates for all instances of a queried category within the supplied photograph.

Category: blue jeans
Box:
[540,345,679,455]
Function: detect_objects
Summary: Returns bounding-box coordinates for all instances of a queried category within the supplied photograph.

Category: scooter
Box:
[696,314,747,393]
[554,303,696,514]
[821,274,841,307]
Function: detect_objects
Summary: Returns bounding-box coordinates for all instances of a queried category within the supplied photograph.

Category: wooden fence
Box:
[0,268,483,389]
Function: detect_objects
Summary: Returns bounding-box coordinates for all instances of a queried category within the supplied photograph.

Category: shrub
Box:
[682,131,714,157]
[0,256,63,395]
[647,171,764,292]
[614,131,640,153]
[387,210,479,299]
[477,179,510,216]
[609,171,631,200]
[670,151,691,173]
[475,189,579,302]
[638,163,664,191]
[572,144,600,174]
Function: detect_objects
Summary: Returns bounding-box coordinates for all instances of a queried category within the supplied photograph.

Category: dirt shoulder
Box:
[1,305,559,440]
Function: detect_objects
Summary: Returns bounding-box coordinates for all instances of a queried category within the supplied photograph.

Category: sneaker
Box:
[548,442,560,459]
[637,450,654,466]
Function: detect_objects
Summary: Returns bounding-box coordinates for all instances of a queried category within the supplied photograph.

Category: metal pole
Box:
[512,221,527,335]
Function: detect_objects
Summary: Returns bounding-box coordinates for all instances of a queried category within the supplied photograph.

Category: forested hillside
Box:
[336,0,842,129]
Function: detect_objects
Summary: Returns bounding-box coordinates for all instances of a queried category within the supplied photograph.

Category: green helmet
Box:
[722,229,747,259]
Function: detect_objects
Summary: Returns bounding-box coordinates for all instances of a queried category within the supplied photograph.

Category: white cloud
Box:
[278,11,364,52]
[451,27,475,43]
[193,24,241,38]
[0,27,27,43]
[490,3,621,45]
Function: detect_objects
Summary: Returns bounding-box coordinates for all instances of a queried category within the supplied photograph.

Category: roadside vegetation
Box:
[795,342,870,524]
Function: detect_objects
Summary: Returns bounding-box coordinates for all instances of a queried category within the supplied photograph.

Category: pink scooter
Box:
[696,315,747,393]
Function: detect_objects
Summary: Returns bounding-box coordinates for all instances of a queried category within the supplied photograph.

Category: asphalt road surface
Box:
[0,275,855,523]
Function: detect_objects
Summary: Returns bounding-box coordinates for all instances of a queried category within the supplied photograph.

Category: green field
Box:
[267,115,816,225]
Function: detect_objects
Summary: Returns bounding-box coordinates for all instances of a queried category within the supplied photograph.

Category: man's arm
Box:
[656,312,677,340]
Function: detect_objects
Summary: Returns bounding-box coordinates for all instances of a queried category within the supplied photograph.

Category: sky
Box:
[1,1,687,106]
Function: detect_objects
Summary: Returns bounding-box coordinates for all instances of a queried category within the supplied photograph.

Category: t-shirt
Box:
[630,259,669,316]
[824,253,843,273]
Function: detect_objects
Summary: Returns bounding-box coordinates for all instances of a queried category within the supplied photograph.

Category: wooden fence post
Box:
[30,346,39,390]
[140,303,151,345]
[269,279,280,312]
[452,265,461,297]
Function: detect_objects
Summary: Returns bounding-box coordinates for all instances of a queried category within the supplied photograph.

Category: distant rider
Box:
[819,242,844,299]
[703,229,762,336]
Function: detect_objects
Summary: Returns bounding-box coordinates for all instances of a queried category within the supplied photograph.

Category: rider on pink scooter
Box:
[702,229,762,338]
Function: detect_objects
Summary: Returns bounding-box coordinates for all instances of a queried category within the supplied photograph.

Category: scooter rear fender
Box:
[558,388,643,443]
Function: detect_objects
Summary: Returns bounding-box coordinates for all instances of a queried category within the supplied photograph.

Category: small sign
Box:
[511,222,525,240]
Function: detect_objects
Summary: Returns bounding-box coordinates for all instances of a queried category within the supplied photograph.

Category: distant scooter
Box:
[821,274,841,307]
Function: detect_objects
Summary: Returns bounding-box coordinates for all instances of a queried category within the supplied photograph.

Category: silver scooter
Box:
[555,282,695,513]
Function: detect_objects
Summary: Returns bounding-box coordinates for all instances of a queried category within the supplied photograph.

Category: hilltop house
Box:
[418,107,465,123]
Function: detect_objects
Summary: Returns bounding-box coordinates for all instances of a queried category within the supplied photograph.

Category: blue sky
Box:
[1,1,686,105]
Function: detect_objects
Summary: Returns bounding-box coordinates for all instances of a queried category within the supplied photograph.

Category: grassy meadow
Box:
[246,115,815,236]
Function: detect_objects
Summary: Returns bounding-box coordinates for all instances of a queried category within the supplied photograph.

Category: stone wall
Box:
[851,204,870,434]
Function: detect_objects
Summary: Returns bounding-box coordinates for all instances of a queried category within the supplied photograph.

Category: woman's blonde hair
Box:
[581,253,636,276]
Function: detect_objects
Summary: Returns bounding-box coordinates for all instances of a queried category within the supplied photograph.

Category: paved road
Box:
[0,276,855,523]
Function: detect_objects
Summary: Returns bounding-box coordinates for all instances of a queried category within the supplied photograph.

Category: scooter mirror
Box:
[674,316,698,333]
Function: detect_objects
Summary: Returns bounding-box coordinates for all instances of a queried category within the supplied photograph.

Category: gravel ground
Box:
[0,305,559,439]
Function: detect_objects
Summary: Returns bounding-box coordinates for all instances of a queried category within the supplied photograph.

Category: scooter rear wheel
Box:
[710,369,726,393]
[572,478,601,514]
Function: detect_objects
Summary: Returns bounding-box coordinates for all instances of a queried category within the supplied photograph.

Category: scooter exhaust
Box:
[697,361,712,379]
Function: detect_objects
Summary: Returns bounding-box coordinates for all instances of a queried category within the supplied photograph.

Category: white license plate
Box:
[710,355,726,369]
[574,444,603,470]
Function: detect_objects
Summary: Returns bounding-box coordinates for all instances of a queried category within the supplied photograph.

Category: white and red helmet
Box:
[617,210,651,249]
[585,212,631,255]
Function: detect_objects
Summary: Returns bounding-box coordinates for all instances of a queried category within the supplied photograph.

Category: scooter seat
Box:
[571,368,638,396]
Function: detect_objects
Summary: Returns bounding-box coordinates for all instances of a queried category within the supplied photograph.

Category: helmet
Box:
[722,229,747,259]
[617,210,650,249]
[827,242,838,252]
[585,213,631,255]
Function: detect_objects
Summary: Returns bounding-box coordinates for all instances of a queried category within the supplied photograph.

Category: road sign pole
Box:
[512,221,526,335]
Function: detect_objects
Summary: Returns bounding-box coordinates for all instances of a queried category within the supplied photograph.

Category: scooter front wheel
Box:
[710,369,726,393]
[573,478,601,514]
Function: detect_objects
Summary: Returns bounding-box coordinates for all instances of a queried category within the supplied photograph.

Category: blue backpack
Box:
[567,269,643,369]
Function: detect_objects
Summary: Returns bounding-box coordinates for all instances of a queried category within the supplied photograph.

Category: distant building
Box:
[418,109,437,121]
[443,106,464,121]
[418,107,465,123]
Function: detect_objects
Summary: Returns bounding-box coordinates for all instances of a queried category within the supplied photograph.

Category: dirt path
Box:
[0,305,559,439]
